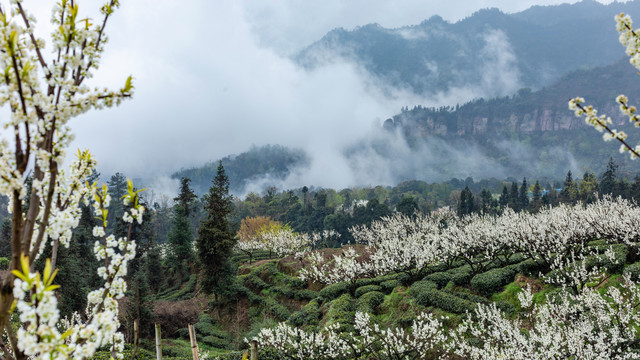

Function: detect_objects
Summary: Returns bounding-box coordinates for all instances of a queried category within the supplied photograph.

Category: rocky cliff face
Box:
[388,58,640,141]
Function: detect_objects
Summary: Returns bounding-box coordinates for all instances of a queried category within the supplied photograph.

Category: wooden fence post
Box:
[250,340,258,360]
[188,324,199,360]
[155,323,162,360]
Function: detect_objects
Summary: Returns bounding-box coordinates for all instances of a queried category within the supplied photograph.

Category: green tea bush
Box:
[326,293,355,329]
[245,274,270,291]
[356,291,385,314]
[355,285,382,298]
[288,299,322,327]
[423,271,452,289]
[409,280,438,306]
[515,258,545,275]
[470,266,517,296]
[271,285,294,298]
[624,261,640,281]
[380,279,399,293]
[293,289,319,301]
[319,281,350,301]
[417,288,476,314]
[264,297,291,321]
[445,289,489,305]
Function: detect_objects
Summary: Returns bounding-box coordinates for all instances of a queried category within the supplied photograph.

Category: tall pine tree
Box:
[197,161,236,294]
[174,177,198,217]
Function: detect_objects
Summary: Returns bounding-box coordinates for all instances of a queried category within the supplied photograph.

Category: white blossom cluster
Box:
[299,247,374,286]
[301,197,639,287]
[253,311,450,360]
[0,0,137,359]
[237,227,339,259]
[453,277,640,359]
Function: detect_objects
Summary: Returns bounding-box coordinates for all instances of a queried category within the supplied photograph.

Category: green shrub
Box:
[280,274,307,289]
[271,285,294,298]
[380,279,399,293]
[264,297,290,321]
[409,280,437,306]
[209,348,285,360]
[445,289,489,305]
[471,267,517,296]
[202,335,228,349]
[423,264,474,289]
[355,285,382,298]
[293,289,319,300]
[159,274,197,301]
[288,299,322,327]
[515,258,544,275]
[447,265,473,286]
[424,271,452,289]
[0,257,9,270]
[319,281,350,301]
[356,291,385,313]
[624,262,640,281]
[598,244,628,273]
[326,293,355,329]
[245,274,270,290]
[417,288,476,314]
[355,278,378,287]
[495,300,516,317]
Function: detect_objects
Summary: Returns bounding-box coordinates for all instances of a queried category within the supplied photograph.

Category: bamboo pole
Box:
[250,340,258,360]
[188,324,199,360]
[131,319,140,359]
[155,323,162,360]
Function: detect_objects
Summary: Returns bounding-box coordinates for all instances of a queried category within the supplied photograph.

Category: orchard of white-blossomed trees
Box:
[255,197,640,359]
[248,12,640,359]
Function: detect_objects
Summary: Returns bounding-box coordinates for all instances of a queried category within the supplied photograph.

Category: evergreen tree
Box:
[532,181,542,213]
[480,189,492,214]
[457,186,476,216]
[197,161,236,294]
[499,185,509,208]
[631,176,640,202]
[396,196,419,217]
[560,171,577,203]
[167,204,194,285]
[0,218,10,258]
[107,172,128,233]
[145,243,164,294]
[519,178,529,211]
[600,157,618,196]
[174,177,198,217]
[508,182,519,211]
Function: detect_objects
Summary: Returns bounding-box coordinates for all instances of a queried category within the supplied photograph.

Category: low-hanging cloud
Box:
[2,0,608,198]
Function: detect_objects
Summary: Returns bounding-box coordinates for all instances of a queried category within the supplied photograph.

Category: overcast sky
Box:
[4,0,629,192]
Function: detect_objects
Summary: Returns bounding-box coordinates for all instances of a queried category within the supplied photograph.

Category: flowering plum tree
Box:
[253,311,451,360]
[0,0,139,359]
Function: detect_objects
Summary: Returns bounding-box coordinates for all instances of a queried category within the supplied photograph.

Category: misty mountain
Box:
[171,145,308,196]
[187,58,640,195]
[379,57,640,179]
[296,0,640,96]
